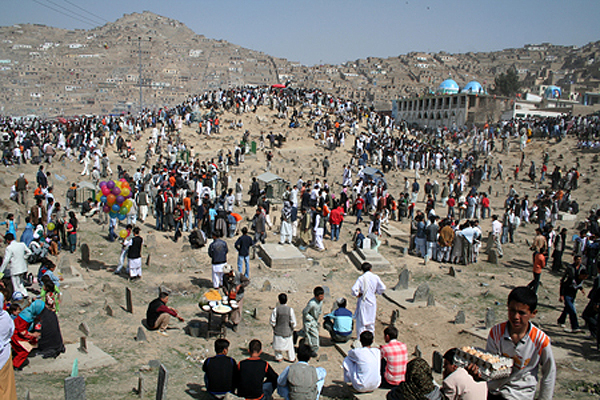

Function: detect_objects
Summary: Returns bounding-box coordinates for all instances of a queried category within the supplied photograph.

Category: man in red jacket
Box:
[329,206,345,241]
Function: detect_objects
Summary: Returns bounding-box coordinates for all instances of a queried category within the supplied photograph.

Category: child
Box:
[8,303,21,320]
[40,276,60,313]
[479,286,556,400]
[0,213,17,237]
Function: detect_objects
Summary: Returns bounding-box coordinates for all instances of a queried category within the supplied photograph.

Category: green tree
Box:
[492,68,521,97]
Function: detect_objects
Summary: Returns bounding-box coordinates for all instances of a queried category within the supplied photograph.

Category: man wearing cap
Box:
[323,298,354,343]
[208,231,228,288]
[0,233,32,298]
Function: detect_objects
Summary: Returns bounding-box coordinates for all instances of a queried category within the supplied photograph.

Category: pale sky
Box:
[2,0,599,66]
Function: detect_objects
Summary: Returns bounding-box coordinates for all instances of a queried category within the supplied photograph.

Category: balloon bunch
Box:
[96,179,134,221]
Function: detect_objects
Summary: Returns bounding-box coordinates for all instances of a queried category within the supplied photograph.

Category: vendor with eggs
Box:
[222,264,249,332]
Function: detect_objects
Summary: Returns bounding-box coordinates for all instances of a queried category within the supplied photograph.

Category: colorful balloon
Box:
[102,186,111,196]
[121,188,130,197]
[111,204,120,212]
[112,187,121,196]
[47,222,55,231]
[106,180,115,189]
[100,195,107,203]
[103,205,110,213]
[117,213,127,221]
[99,181,107,188]
[107,194,116,204]
[119,229,128,239]
[96,192,102,202]
[116,195,125,205]
[120,206,128,215]
[123,199,133,209]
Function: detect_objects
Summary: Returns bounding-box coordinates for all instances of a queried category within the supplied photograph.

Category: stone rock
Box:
[136,327,147,342]
[105,304,113,317]
[261,280,272,292]
[64,376,86,400]
[413,345,422,358]
[485,308,495,329]
[156,364,168,400]
[412,283,430,302]
[394,269,410,291]
[78,322,90,336]
[448,266,456,277]
[432,351,444,374]
[390,310,399,325]
[488,249,499,265]
[427,293,436,307]
[454,311,466,324]
[80,243,90,264]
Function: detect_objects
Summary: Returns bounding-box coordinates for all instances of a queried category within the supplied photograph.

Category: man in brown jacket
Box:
[437,219,455,263]
[29,197,47,227]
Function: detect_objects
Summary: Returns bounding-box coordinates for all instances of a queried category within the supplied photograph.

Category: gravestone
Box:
[413,345,422,358]
[390,310,399,326]
[126,288,133,313]
[432,351,444,374]
[485,308,495,329]
[64,376,86,400]
[136,327,147,342]
[449,266,456,277]
[488,249,499,265]
[25,390,31,400]
[427,293,436,307]
[137,372,144,398]
[394,269,410,291]
[156,364,168,400]
[261,280,271,292]
[412,283,430,302]
[403,247,408,256]
[454,311,466,324]
[78,322,90,336]
[146,254,151,266]
[105,304,113,317]
[80,244,90,264]
[322,286,330,298]
[78,336,87,353]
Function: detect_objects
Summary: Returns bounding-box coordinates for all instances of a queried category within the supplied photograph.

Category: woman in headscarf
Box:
[11,300,44,369]
[387,357,442,400]
[0,293,17,399]
[34,300,65,359]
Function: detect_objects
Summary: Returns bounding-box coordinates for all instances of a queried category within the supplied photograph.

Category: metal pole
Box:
[138,37,142,115]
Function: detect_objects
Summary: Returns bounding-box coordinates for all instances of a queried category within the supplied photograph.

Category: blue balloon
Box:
[100,195,107,203]
[117,213,127,221]
[111,204,120,212]
[109,212,117,218]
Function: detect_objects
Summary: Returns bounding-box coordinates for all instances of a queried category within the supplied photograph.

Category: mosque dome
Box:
[544,85,561,99]
[461,81,485,94]
[437,79,459,95]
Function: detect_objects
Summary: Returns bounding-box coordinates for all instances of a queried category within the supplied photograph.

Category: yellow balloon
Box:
[96,192,102,202]
[119,229,128,239]
[121,188,130,197]
[123,199,133,209]
[116,181,123,188]
[47,222,55,231]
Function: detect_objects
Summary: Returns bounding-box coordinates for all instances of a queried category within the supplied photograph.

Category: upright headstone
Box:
[25,390,31,400]
[80,243,90,264]
[78,336,87,353]
[413,345,422,358]
[156,364,168,400]
[394,269,410,291]
[126,287,133,313]
[412,283,430,302]
[427,293,436,307]
[485,308,495,329]
[454,310,466,324]
[105,304,113,317]
[136,327,147,342]
[78,322,89,336]
[64,376,86,400]
[390,310,399,326]
[448,266,456,277]
[261,280,271,292]
[137,372,144,398]
[432,351,444,374]
[488,249,499,265]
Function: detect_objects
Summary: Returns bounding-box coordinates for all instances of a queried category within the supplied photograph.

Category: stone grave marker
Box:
[432,351,444,374]
[25,390,31,400]
[136,327,147,342]
[137,372,144,398]
[413,345,422,358]
[449,266,456,277]
[80,243,90,264]
[488,249,499,265]
[454,311,466,324]
[126,288,133,313]
[156,364,168,400]
[78,336,87,353]
[78,322,90,336]
[390,310,399,326]
[427,293,436,307]
[412,283,430,302]
[485,308,495,329]
[105,304,113,317]
[64,376,86,400]
[261,280,271,292]
[394,269,410,291]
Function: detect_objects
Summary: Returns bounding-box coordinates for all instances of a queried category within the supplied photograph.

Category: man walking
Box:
[208,231,228,288]
[0,233,32,298]
[352,263,386,335]
[235,227,253,278]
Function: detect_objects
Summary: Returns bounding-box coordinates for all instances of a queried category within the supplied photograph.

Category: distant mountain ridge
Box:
[0,11,598,116]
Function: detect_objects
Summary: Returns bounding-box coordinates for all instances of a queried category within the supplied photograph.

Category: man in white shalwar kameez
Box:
[343,331,381,392]
[352,263,386,335]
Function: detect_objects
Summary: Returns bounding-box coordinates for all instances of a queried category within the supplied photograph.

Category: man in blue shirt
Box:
[323,297,354,343]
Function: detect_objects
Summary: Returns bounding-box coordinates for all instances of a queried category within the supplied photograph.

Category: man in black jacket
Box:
[237,340,278,400]
[146,292,184,336]
[203,338,237,399]
[558,255,588,333]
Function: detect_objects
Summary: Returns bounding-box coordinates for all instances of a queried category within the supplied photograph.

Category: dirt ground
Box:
[5,106,600,399]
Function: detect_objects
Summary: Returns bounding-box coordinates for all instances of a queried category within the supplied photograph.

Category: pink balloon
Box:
[102,187,111,196]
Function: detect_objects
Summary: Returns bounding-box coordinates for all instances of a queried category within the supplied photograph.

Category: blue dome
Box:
[544,86,561,99]
[437,79,459,94]
[461,81,485,94]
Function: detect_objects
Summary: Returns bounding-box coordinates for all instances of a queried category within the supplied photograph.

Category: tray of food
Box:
[455,346,513,381]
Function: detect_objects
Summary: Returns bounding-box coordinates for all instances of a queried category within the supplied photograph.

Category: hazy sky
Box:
[2,0,599,66]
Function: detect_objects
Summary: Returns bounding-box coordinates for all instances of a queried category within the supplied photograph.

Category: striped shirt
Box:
[380,339,408,385]
[486,322,556,400]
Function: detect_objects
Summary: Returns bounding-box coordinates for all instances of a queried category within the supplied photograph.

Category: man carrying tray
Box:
[469,286,556,400]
